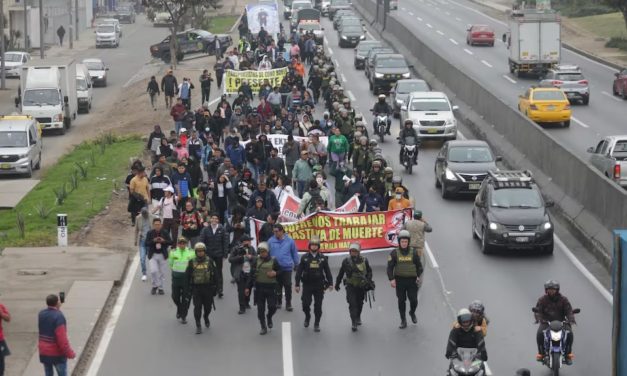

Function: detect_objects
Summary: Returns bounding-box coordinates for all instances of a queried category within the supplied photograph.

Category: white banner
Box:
[241,134,328,160]
[246,3,281,35]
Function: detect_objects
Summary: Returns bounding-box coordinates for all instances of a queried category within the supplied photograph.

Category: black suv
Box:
[149,29,232,62]
[364,47,393,78]
[471,170,554,254]
[369,53,411,95]
[354,40,382,69]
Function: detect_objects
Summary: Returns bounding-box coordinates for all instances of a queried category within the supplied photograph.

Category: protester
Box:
[38,294,75,376]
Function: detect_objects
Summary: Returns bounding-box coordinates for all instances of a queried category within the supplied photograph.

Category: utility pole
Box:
[23,0,28,50]
[75,0,78,41]
[1,0,6,89]
[68,0,73,49]
[39,0,43,58]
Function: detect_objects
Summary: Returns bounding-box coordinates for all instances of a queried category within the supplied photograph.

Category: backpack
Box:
[307,188,322,213]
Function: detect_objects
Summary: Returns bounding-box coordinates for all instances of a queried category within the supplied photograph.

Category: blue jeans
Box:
[43,360,67,376]
[139,238,147,275]
[296,180,307,198]
[175,121,183,134]
[246,161,259,181]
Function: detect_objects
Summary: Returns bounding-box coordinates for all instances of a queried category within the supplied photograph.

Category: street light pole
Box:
[75,0,78,41]
[23,0,28,50]
[68,0,73,49]
[39,0,43,58]
[1,0,6,89]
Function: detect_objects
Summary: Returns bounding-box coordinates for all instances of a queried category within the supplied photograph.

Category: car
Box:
[298,20,324,43]
[333,11,357,29]
[153,12,173,27]
[0,115,43,178]
[328,0,351,20]
[337,17,364,33]
[337,25,365,47]
[76,63,93,114]
[400,91,458,141]
[83,58,109,87]
[613,68,627,99]
[518,87,571,127]
[587,135,627,189]
[364,47,393,78]
[434,140,501,199]
[1,51,30,78]
[368,53,410,94]
[95,23,120,48]
[466,24,495,46]
[99,18,122,38]
[389,79,430,118]
[539,65,589,105]
[114,5,136,23]
[149,29,233,62]
[471,170,554,254]
[390,0,398,10]
[354,40,382,69]
[284,0,294,19]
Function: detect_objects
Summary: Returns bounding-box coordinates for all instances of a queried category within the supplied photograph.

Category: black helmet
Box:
[544,279,560,291]
[468,300,485,315]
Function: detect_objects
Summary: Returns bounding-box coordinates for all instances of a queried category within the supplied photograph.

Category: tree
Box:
[604,0,627,33]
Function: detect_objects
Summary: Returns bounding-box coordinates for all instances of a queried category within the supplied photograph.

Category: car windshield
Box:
[76,78,88,90]
[84,61,104,70]
[0,131,27,147]
[376,58,406,68]
[299,23,320,31]
[341,18,361,25]
[342,26,362,33]
[448,146,493,163]
[532,91,565,101]
[397,81,429,94]
[556,73,584,81]
[357,42,382,53]
[490,188,543,208]
[473,25,491,32]
[410,98,450,111]
[2,53,21,62]
[97,25,115,33]
[116,7,131,14]
[23,89,61,106]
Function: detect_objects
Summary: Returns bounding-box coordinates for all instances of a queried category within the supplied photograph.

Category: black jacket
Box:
[199,224,229,258]
[295,252,333,288]
[228,244,257,281]
[146,229,172,259]
[534,293,576,324]
[161,75,179,96]
[446,327,487,361]
[248,189,280,213]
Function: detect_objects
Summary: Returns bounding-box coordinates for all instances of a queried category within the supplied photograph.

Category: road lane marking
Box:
[324,36,329,45]
[571,116,590,128]
[85,254,139,376]
[409,11,414,16]
[602,90,621,102]
[282,322,295,376]
[485,362,493,375]
[208,97,220,106]
[426,23,433,28]
[481,60,493,68]
[347,90,356,101]
[341,73,347,82]
[448,0,507,26]
[445,11,451,15]
[401,6,407,10]
[333,58,339,67]
[417,16,423,21]
[436,30,445,36]
[456,130,467,140]
[449,38,458,45]
[463,48,474,55]
[425,242,456,316]
[502,74,517,84]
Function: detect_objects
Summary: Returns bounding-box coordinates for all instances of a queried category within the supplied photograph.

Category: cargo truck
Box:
[15,58,77,135]
[503,9,561,77]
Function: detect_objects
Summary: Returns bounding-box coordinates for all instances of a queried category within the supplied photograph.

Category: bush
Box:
[606,37,627,51]
[557,4,615,17]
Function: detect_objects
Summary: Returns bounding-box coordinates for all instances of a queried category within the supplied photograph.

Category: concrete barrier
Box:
[354,0,626,262]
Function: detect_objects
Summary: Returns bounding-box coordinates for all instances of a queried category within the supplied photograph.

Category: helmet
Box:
[457,308,473,330]
[404,119,413,126]
[359,135,368,144]
[194,242,206,251]
[354,131,363,139]
[342,98,350,104]
[469,300,485,315]
[355,120,364,127]
[177,236,188,244]
[349,242,361,251]
[413,210,423,219]
[384,166,393,174]
[258,242,269,252]
[340,108,348,114]
[398,230,411,240]
[369,139,378,147]
[309,235,321,248]
[392,176,402,184]
[544,279,560,291]
[372,160,382,167]
[378,94,386,100]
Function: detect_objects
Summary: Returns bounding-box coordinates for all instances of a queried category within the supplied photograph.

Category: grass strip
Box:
[206,15,240,34]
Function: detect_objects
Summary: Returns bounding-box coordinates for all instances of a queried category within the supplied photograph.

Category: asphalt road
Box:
[89,11,614,376]
[381,0,627,161]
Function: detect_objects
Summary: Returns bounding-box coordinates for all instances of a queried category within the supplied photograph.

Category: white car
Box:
[153,12,173,27]
[83,58,109,87]
[1,51,31,78]
[400,91,459,141]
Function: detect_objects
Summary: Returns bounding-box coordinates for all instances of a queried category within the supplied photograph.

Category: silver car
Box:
[587,135,627,189]
[389,79,430,118]
[539,64,589,105]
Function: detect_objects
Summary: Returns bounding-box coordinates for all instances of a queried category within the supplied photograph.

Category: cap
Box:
[395,187,405,194]
[164,186,175,193]
[255,196,264,202]
[180,128,187,133]
[413,210,423,219]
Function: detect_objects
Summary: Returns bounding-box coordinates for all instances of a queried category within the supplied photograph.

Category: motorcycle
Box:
[372,111,388,143]
[532,307,581,376]
[447,348,486,376]
[399,136,419,174]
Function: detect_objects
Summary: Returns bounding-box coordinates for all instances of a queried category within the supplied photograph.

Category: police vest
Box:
[394,249,418,278]
[191,258,214,285]
[347,258,367,287]
[171,249,194,273]
[303,254,323,282]
[256,257,277,285]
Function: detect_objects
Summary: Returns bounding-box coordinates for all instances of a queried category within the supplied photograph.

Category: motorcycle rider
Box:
[534,280,576,364]
[371,94,393,135]
[446,308,488,362]
[387,230,423,329]
[398,119,419,165]
[453,300,489,337]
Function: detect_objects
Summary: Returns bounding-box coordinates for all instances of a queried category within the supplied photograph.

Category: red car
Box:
[466,25,495,46]
[613,69,627,99]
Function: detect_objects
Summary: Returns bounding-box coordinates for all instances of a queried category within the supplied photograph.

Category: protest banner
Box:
[224,67,288,95]
[277,193,360,222]
[240,134,328,160]
[250,208,413,253]
[245,3,281,35]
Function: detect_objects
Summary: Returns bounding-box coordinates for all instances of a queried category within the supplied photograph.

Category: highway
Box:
[89,9,613,376]
[380,0,627,160]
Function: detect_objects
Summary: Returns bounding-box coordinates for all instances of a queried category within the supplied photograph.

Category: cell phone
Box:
[59,291,65,303]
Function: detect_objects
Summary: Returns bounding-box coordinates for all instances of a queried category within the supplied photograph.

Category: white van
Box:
[100,18,122,38]
[95,23,120,48]
[0,115,43,178]
[75,63,93,113]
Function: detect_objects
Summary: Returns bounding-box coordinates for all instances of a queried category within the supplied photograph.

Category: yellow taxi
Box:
[518,87,571,127]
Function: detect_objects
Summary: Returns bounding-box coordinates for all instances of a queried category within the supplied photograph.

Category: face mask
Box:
[395,194,401,199]
[316,177,323,185]
[351,177,356,183]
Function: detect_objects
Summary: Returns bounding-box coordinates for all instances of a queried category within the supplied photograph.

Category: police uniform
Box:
[186,244,218,334]
[228,236,257,313]
[295,240,333,330]
[335,243,373,331]
[387,232,424,328]
[248,243,281,335]
[169,237,195,323]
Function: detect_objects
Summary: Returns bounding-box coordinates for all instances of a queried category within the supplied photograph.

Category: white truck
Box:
[16,58,77,135]
[504,9,561,77]
[587,135,627,189]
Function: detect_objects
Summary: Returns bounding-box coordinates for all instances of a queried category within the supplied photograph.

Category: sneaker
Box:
[238,309,245,315]
[181,318,187,324]
[351,321,358,332]
[356,319,362,326]
[399,320,407,329]
[246,304,252,309]
[151,287,157,295]
[204,319,210,328]
[196,326,202,334]
[267,316,273,329]
[536,353,544,362]
[260,326,268,335]
[141,275,147,282]
[158,289,165,295]
[218,292,224,299]
[176,313,181,319]
[304,318,310,328]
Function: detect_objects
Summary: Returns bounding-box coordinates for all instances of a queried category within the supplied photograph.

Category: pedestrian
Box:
[146,218,172,295]
[161,69,179,108]
[335,243,373,332]
[268,224,299,311]
[169,237,195,324]
[0,301,10,376]
[199,213,229,298]
[56,26,65,46]
[199,70,213,105]
[178,77,194,110]
[228,234,257,314]
[247,242,280,335]
[44,13,49,33]
[402,211,433,257]
[38,294,75,376]
[294,236,333,332]
[387,230,423,329]
[147,76,160,111]
[292,150,313,198]
[134,207,153,282]
[214,37,223,59]
[214,59,225,88]
[186,243,218,334]
[180,200,204,246]
[129,165,150,212]
[152,186,179,244]
[170,98,186,134]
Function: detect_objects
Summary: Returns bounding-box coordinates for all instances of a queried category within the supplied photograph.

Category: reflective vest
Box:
[394,249,417,278]
[255,257,277,285]
[191,258,213,285]
[347,258,366,287]
[170,248,194,274]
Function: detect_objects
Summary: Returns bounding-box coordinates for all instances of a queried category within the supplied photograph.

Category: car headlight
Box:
[402,72,410,78]
[341,35,348,40]
[489,222,498,231]
[53,113,63,122]
[543,222,552,230]
[18,153,28,159]
[360,35,365,40]
[374,72,384,78]
[396,99,403,105]
[445,118,456,126]
[445,168,457,181]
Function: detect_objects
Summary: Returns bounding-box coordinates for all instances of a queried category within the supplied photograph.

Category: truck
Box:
[16,58,77,135]
[504,9,561,77]
[587,135,627,189]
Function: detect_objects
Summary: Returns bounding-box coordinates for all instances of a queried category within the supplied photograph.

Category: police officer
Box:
[387,230,423,329]
[295,236,333,332]
[247,242,280,335]
[402,211,432,257]
[168,236,195,324]
[335,243,373,332]
[186,243,218,334]
[228,234,257,314]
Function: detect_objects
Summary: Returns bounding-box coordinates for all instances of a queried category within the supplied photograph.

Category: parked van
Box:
[0,115,43,178]
[75,63,93,113]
